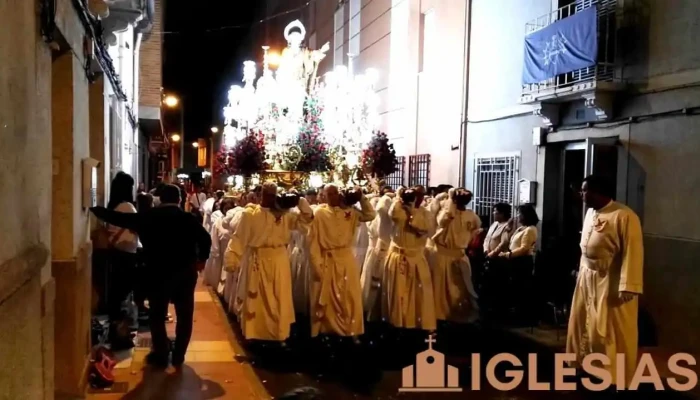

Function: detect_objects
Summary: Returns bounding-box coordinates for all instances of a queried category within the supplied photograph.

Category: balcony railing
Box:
[521,0,620,98]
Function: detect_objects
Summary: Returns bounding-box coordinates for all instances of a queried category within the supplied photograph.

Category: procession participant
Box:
[289,196,317,317]
[360,187,395,321]
[201,191,218,233]
[223,189,259,316]
[308,184,376,339]
[382,186,436,332]
[305,188,319,205]
[566,175,643,388]
[224,182,313,342]
[353,196,372,276]
[289,189,319,317]
[203,197,236,289]
[429,189,481,323]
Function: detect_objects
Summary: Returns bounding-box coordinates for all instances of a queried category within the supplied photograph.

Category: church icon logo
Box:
[399,335,462,392]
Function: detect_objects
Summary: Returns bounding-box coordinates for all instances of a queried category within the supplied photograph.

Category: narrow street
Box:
[80,278,697,399]
[86,279,268,400]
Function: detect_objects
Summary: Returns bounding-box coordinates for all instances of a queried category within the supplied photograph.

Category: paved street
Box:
[86,278,696,399]
[233,310,696,400]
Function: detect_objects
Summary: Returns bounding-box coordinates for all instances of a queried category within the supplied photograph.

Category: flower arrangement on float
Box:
[361,131,398,180]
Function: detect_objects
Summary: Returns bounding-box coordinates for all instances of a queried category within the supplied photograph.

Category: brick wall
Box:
[139,0,163,108]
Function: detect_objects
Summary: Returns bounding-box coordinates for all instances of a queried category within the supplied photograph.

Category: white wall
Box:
[318,0,468,187]
[107,25,140,184]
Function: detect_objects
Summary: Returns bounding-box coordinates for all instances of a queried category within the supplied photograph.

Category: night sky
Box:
[162,0,261,165]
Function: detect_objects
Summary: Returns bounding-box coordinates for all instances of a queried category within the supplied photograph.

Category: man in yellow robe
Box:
[566,175,644,388]
[429,189,481,323]
[309,185,376,338]
[224,182,313,342]
[382,186,437,331]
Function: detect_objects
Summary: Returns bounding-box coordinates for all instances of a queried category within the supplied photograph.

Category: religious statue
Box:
[303,41,330,92]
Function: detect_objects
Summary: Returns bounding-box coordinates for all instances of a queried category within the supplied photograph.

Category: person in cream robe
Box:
[289,204,316,317]
[309,185,376,338]
[353,200,372,276]
[426,189,451,251]
[360,191,395,321]
[224,182,314,342]
[566,176,643,388]
[382,186,437,331]
[429,189,481,323]
[223,192,257,317]
[203,198,236,290]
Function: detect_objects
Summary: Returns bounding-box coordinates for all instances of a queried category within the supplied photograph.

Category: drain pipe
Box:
[458,0,473,187]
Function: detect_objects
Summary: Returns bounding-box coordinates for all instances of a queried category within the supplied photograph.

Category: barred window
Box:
[408,154,430,187]
[472,154,519,222]
[385,156,405,189]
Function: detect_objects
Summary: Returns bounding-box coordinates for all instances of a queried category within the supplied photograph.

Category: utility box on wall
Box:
[82,158,100,209]
[518,178,537,205]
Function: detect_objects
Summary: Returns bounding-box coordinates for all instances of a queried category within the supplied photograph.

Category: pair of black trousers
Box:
[107,250,137,322]
[148,268,198,361]
[133,249,148,310]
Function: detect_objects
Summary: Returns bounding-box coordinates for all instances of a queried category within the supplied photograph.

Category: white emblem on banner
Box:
[543,32,569,66]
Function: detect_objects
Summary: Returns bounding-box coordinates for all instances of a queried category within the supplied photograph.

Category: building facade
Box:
[245,0,468,188]
[307,0,469,188]
[465,0,700,353]
[0,0,154,398]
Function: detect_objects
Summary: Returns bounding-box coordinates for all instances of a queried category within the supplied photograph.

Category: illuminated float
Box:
[215,20,382,191]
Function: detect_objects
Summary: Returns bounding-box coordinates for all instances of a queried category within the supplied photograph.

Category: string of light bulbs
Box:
[151,0,316,36]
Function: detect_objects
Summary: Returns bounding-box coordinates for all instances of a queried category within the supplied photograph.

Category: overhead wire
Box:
[152,0,316,36]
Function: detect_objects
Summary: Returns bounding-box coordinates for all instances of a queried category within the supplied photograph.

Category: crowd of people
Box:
[90,173,644,390]
[199,182,542,348]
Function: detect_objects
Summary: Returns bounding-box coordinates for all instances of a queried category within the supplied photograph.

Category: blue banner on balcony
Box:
[522,6,598,84]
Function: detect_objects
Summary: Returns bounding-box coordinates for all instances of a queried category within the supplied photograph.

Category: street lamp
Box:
[170,133,181,142]
[211,127,219,133]
[163,95,179,108]
[192,142,199,148]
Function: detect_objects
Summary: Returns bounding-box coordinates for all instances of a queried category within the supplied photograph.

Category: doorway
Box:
[549,138,619,306]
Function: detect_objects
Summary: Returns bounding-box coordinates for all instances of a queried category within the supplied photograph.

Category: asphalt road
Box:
[227,316,694,400]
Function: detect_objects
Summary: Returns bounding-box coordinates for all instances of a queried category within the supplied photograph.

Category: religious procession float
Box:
[214,20,398,193]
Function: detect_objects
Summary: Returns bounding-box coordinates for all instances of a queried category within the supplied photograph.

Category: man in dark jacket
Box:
[90,184,212,368]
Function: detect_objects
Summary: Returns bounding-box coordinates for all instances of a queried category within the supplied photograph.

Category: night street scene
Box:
[2,0,700,399]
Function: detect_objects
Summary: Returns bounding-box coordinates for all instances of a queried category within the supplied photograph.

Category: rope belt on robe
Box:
[579,257,610,340]
[244,244,288,325]
[315,245,355,333]
[364,239,391,314]
[388,242,431,320]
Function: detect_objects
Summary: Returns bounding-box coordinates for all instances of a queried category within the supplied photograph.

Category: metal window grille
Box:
[472,154,520,223]
[385,156,405,189]
[408,154,430,187]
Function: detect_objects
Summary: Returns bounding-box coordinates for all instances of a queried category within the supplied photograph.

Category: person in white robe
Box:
[289,209,316,317]
[224,183,313,342]
[202,195,217,233]
[289,189,322,317]
[309,185,376,338]
[204,198,236,289]
[223,192,256,316]
[353,198,372,276]
[360,190,395,321]
[428,189,481,323]
[566,175,643,388]
[382,186,437,331]
[426,189,451,251]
